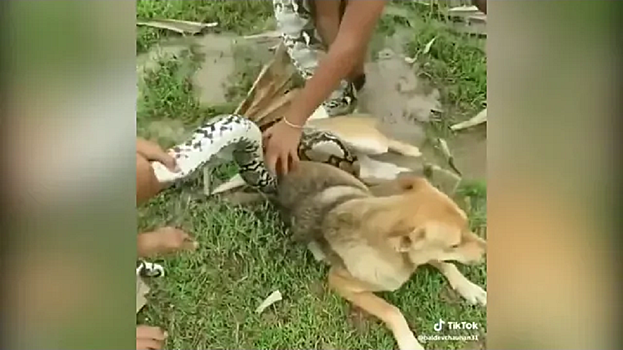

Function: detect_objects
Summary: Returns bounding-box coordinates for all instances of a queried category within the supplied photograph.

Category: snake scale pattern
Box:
[273,0,358,116]
[137,0,360,279]
[137,115,359,278]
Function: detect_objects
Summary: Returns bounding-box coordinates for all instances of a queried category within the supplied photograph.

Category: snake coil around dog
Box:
[136,114,358,279]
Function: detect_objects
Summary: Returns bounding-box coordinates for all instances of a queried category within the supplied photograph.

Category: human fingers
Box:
[159,154,179,172]
[148,151,178,172]
[278,152,289,175]
[137,139,179,172]
[265,141,279,175]
[289,148,300,172]
[261,128,274,149]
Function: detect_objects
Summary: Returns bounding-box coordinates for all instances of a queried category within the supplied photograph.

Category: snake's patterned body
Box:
[137,114,359,279]
[273,0,358,116]
[137,0,361,279]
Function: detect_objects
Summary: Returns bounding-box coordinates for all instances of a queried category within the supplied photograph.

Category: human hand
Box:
[136,325,167,350]
[137,227,198,258]
[262,120,303,175]
[136,138,179,172]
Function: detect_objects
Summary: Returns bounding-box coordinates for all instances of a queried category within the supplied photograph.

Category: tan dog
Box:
[307,114,422,158]
[211,114,422,196]
[274,161,486,350]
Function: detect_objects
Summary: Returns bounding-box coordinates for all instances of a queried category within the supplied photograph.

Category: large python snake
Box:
[138,0,359,279]
[137,114,359,278]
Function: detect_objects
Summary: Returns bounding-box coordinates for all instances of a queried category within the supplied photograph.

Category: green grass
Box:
[136,1,486,349]
[136,0,274,52]
[380,1,486,139]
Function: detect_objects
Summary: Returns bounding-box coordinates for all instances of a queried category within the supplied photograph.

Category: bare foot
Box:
[136,325,167,350]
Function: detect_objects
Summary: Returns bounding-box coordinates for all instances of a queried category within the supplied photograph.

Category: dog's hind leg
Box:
[328,267,425,350]
[431,261,487,306]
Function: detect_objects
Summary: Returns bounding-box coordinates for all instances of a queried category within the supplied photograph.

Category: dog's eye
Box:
[450,244,460,249]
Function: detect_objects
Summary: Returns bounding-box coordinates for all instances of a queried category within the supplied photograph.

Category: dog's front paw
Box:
[455,280,486,306]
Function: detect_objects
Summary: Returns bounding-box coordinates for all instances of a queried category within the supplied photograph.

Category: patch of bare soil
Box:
[447,125,486,180]
[359,31,485,181]
[193,33,238,106]
[140,31,485,182]
[358,48,441,148]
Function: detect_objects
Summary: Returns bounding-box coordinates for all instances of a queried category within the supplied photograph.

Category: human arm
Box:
[283,0,387,127]
[263,0,387,175]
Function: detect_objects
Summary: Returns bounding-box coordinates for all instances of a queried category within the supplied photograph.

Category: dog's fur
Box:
[274,161,486,350]
[307,114,422,158]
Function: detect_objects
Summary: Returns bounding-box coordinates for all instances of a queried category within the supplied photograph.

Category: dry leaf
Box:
[445,4,487,35]
[204,44,299,194]
[450,108,487,131]
[438,138,452,160]
[447,5,480,14]
[137,19,218,35]
[243,30,281,40]
[256,290,283,314]
[211,174,247,195]
[234,43,297,127]
[423,37,437,54]
[438,138,462,176]
[308,104,330,121]
[136,276,150,314]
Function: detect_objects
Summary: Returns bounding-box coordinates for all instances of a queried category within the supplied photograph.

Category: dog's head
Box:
[385,176,486,266]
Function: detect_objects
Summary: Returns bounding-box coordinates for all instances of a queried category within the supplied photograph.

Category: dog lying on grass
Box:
[273,161,486,350]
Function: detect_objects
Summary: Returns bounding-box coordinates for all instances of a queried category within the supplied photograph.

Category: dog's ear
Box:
[389,225,426,252]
